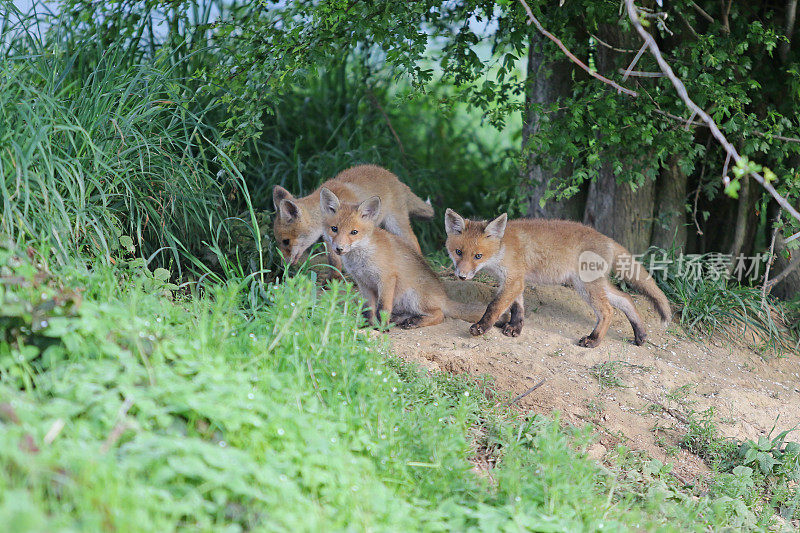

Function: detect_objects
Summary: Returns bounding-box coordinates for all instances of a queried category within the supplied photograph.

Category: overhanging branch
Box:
[623,0,800,224]
[517,0,638,97]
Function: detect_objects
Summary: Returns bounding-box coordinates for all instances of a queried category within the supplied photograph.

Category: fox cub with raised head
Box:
[273,164,432,275]
[444,209,671,348]
[319,188,492,329]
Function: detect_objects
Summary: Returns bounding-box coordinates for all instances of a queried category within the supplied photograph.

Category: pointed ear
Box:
[319,187,340,216]
[484,213,507,239]
[279,199,300,223]
[358,196,381,221]
[273,185,293,210]
[444,208,466,236]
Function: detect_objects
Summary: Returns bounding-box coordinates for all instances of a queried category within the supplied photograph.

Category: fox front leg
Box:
[470,278,524,336]
[501,296,524,337]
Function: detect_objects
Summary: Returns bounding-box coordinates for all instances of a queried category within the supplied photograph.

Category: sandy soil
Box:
[388,277,800,481]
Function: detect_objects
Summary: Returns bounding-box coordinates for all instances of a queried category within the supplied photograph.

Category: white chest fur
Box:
[341,244,381,290]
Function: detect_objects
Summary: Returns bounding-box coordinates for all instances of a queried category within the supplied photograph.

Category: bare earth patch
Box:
[388,279,800,482]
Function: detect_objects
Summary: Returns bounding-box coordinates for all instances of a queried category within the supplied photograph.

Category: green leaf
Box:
[154,268,171,282]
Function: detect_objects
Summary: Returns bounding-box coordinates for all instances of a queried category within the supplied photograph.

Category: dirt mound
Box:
[389,279,800,481]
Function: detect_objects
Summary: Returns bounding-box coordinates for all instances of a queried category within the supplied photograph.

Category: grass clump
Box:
[678,407,800,522]
[0,241,783,531]
[641,248,800,352]
[0,9,239,269]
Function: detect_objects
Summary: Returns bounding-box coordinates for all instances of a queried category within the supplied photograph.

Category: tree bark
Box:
[728,170,751,258]
[651,155,688,251]
[581,24,656,253]
[583,167,656,254]
[767,202,800,299]
[522,31,584,220]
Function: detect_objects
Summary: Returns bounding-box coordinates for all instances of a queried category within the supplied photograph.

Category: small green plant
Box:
[737,426,800,479]
[590,361,627,390]
[589,360,650,390]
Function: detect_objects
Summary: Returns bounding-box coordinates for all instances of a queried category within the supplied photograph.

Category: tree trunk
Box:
[767,202,800,300]
[728,170,751,258]
[583,166,656,254]
[522,32,584,220]
[651,155,688,251]
[581,24,656,254]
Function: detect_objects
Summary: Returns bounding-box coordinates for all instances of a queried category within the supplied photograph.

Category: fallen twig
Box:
[639,394,690,425]
[503,379,546,407]
[101,397,134,454]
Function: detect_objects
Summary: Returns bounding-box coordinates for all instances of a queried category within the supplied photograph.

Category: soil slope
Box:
[388,278,800,480]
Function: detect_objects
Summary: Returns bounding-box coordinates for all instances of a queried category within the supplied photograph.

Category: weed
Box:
[589,360,651,390]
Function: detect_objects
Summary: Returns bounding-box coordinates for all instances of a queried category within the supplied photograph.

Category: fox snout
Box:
[331,241,350,255]
[454,266,475,281]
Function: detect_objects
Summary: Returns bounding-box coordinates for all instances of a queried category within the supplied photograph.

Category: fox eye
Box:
[455,249,462,256]
[330,226,338,233]
[282,239,290,246]
[350,229,358,235]
[474,253,482,260]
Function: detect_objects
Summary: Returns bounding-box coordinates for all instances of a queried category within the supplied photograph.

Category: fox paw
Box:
[502,321,523,337]
[400,317,421,329]
[469,323,486,336]
[577,335,600,348]
[633,331,647,346]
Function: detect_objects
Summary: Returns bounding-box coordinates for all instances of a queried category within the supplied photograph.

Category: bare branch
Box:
[622,43,648,80]
[624,0,800,223]
[589,32,639,53]
[690,2,715,24]
[762,213,783,302]
[616,68,665,78]
[652,108,800,143]
[517,0,638,97]
[720,0,732,33]
[766,254,800,291]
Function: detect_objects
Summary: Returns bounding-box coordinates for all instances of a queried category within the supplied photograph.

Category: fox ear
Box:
[279,199,300,223]
[484,213,507,239]
[358,196,381,221]
[319,187,340,216]
[444,208,465,236]
[273,185,293,210]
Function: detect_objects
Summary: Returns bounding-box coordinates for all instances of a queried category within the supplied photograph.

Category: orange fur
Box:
[272,165,432,278]
[444,209,671,347]
[320,190,491,329]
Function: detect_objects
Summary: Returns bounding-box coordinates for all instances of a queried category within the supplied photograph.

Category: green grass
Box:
[0,241,788,531]
[678,407,800,522]
[0,5,245,271]
[641,248,800,353]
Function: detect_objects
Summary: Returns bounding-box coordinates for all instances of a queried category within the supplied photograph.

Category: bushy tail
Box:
[443,299,486,323]
[406,189,434,219]
[612,244,672,326]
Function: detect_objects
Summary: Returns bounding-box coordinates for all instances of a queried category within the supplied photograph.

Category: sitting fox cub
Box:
[320,188,494,329]
[444,209,671,348]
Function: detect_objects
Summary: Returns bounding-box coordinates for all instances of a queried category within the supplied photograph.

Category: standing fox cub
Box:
[444,210,671,348]
[273,164,433,274]
[320,188,495,329]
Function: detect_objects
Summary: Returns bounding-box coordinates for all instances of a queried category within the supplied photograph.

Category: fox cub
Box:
[319,188,493,329]
[273,164,432,275]
[444,209,671,348]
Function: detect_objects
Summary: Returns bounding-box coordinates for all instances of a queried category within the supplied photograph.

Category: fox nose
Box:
[458,274,467,280]
[334,245,344,255]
